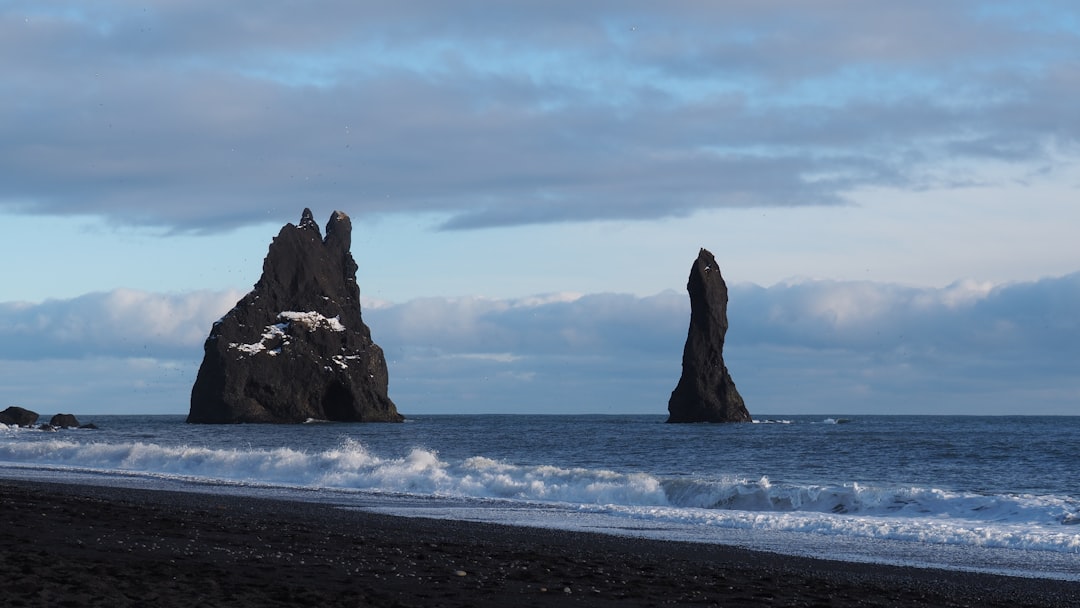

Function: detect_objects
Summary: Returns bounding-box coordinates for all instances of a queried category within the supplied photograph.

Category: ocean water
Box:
[1,414,1077,580]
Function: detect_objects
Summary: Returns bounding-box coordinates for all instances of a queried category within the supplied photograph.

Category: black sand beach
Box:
[2,479,1077,607]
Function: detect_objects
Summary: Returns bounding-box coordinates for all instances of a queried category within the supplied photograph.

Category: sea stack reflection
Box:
[667,248,751,423]
[187,209,402,424]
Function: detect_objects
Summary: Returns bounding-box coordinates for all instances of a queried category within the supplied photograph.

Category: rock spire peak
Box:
[188,209,401,424]
[298,207,319,231]
[667,248,750,423]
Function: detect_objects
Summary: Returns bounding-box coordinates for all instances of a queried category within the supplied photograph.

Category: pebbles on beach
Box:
[2,480,1077,608]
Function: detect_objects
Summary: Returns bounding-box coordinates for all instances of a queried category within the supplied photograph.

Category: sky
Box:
[1,1,1078,416]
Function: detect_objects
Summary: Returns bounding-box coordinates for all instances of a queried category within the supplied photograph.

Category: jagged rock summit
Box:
[188,209,402,424]
[667,248,751,423]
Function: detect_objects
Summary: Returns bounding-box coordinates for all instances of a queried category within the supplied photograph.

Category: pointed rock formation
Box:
[667,248,751,423]
[188,209,403,424]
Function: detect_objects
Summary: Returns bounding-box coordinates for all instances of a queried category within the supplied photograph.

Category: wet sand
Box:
[1,479,1077,607]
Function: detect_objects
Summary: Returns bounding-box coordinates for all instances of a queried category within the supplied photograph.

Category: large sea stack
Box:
[188,209,402,424]
[667,248,751,423]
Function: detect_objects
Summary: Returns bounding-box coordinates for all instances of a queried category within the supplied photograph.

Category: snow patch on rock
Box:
[279,311,346,332]
[229,323,288,356]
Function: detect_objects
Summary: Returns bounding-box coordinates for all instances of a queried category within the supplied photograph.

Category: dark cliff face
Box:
[187,209,402,424]
[667,248,751,423]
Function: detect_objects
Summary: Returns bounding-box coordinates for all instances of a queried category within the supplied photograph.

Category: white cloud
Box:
[371,274,1080,414]
[444,353,523,364]
[730,273,1080,356]
[0,289,243,360]
[2,272,1077,415]
[0,356,197,417]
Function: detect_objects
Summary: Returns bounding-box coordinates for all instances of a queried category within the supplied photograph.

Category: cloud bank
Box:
[3,2,1078,232]
[0,289,244,360]
[2,273,1077,415]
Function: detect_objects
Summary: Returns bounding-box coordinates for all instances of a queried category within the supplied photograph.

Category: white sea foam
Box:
[1,436,1077,557]
[598,503,1080,554]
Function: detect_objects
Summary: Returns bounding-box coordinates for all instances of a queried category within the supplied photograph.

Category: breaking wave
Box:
[1,434,1078,556]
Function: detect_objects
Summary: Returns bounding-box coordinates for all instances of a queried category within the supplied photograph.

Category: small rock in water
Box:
[49,413,81,428]
[0,406,39,427]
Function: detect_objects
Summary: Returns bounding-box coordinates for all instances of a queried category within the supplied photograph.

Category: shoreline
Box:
[2,479,1078,607]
